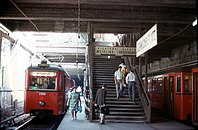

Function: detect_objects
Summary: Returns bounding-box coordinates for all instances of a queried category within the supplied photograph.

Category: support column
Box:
[139,57,142,77]
[87,22,94,121]
[132,34,136,67]
[0,32,2,68]
[145,52,148,89]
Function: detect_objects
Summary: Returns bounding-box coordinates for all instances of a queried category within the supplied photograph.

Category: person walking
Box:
[125,69,136,102]
[95,84,107,124]
[119,60,128,95]
[114,66,123,99]
[67,87,81,120]
[119,60,126,71]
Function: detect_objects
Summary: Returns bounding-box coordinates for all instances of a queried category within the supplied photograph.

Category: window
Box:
[147,79,153,92]
[176,76,181,93]
[29,77,56,90]
[59,75,65,90]
[157,78,163,94]
[183,74,192,93]
[152,79,157,92]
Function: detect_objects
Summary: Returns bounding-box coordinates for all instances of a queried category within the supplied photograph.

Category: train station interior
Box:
[0,0,197,130]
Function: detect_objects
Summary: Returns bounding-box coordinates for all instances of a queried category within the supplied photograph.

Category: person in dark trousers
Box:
[126,69,136,102]
[95,84,107,124]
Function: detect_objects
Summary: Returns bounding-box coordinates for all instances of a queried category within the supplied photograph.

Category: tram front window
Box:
[29,77,56,90]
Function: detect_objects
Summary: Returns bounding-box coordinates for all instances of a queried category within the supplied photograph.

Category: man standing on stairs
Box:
[126,69,136,102]
[114,66,124,99]
[95,84,107,124]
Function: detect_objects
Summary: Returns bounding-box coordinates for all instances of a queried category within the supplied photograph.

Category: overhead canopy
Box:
[0,0,197,63]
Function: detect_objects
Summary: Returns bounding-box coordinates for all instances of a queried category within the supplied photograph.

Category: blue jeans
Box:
[115,79,122,98]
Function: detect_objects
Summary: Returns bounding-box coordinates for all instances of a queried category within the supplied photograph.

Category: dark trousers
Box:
[128,81,135,101]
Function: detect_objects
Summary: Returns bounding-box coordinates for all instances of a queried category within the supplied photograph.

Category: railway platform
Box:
[57,98,197,130]
[57,111,196,130]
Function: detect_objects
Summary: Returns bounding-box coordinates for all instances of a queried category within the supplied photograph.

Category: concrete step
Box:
[109,111,145,116]
[106,119,147,123]
[92,57,147,123]
[105,115,147,122]
[109,107,144,112]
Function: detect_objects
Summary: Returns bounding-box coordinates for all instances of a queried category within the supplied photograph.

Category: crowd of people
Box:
[67,60,136,125]
[114,60,136,101]
[94,60,136,124]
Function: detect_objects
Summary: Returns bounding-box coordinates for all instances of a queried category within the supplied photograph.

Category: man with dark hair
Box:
[95,84,107,124]
[114,66,123,99]
[126,69,136,101]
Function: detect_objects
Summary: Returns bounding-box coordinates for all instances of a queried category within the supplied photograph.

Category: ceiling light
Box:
[192,19,197,26]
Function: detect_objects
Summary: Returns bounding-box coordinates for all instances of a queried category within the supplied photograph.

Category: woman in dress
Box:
[67,87,81,120]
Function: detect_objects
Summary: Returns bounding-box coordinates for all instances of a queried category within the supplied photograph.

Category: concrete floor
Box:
[57,98,196,130]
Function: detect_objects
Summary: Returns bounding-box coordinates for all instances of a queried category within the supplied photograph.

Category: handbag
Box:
[100,106,109,115]
[78,105,82,113]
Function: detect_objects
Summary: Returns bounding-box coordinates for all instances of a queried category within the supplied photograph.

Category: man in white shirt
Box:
[119,60,126,71]
[125,69,136,101]
[114,66,123,99]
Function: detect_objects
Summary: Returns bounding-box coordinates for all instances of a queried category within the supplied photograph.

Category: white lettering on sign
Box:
[136,24,157,57]
[39,92,46,96]
[95,46,136,56]
[30,71,56,77]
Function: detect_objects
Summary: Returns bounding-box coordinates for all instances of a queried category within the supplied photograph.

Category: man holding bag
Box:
[95,84,107,124]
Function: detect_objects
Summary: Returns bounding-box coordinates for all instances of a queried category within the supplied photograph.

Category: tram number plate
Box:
[39,92,46,96]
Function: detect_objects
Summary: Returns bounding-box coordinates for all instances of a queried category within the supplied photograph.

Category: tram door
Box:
[192,69,198,124]
[164,76,174,117]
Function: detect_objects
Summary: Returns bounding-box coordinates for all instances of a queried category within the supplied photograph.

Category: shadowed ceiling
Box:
[0,0,197,64]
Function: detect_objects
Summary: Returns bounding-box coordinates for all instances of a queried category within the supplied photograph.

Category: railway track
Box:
[11,114,65,130]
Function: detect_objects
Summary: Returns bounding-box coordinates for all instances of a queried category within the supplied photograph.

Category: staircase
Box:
[92,56,147,123]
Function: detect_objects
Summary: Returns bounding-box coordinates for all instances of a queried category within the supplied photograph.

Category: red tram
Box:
[192,68,198,125]
[146,69,197,122]
[24,62,73,116]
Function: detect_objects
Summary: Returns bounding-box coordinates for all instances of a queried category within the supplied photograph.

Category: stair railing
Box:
[125,57,151,123]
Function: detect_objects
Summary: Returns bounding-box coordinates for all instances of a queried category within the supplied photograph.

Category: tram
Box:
[24,61,73,116]
[146,68,197,123]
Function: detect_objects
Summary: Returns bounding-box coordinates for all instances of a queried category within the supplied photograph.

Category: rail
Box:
[125,57,151,123]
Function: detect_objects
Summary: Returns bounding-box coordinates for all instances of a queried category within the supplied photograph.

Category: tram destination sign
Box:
[136,24,157,57]
[95,46,136,56]
[30,71,56,77]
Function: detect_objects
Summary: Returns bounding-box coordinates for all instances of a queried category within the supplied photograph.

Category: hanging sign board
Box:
[95,46,136,56]
[136,24,157,57]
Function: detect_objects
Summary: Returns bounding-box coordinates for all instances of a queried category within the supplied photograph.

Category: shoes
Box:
[72,118,74,120]
[74,116,77,120]
[100,120,105,124]
[116,96,119,99]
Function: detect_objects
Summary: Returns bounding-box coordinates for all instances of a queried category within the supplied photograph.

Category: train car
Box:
[146,71,193,121]
[24,61,73,116]
[147,75,164,113]
[192,68,198,125]
[164,72,192,120]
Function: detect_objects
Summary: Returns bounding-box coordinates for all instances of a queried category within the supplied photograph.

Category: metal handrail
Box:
[124,57,151,123]
[134,67,150,105]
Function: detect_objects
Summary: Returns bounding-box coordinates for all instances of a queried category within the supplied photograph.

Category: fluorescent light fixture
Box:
[192,19,197,26]
[0,23,12,34]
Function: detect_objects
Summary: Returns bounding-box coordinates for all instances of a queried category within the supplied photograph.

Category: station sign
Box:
[136,24,157,57]
[95,46,136,56]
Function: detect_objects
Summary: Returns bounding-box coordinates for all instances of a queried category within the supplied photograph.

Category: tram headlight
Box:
[39,100,45,106]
